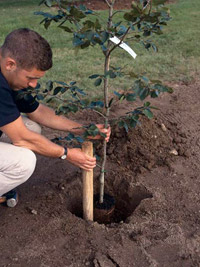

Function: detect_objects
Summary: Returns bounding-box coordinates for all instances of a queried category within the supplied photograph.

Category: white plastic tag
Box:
[109,36,137,59]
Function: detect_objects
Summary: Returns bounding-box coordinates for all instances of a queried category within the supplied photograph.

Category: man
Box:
[0,28,110,205]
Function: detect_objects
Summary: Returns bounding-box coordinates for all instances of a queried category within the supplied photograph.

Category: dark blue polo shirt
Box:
[0,70,39,137]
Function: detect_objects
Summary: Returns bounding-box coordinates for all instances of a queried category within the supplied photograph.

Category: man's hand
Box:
[88,124,111,142]
[67,148,96,171]
[97,124,111,142]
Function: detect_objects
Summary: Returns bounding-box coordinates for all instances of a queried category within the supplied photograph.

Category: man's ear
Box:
[5,57,17,71]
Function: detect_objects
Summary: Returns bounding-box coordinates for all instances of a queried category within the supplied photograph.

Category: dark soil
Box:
[1,78,200,267]
[74,0,175,10]
[1,1,200,267]
[71,0,132,10]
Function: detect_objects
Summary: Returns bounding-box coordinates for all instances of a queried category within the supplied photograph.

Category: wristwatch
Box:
[60,146,68,160]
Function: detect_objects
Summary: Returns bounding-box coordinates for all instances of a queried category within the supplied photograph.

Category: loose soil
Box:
[72,0,175,10]
[1,79,200,267]
[80,0,132,10]
[1,2,200,267]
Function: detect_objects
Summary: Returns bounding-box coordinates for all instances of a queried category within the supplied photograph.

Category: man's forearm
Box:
[14,131,96,171]
[28,104,84,134]
[14,131,64,158]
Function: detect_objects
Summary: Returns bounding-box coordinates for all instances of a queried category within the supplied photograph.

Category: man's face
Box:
[9,67,45,90]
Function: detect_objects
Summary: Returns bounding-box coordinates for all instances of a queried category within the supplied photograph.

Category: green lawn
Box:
[0,0,199,98]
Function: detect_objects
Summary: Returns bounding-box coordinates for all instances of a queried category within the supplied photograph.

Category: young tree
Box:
[33,0,172,204]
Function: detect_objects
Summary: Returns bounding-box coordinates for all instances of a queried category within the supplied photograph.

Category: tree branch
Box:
[104,0,111,8]
[143,0,152,11]
[108,18,143,57]
[92,109,107,119]
[111,10,124,18]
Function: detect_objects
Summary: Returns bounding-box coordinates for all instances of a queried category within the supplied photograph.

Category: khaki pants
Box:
[0,116,41,196]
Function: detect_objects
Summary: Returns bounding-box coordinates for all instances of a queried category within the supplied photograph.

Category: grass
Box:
[0,0,199,99]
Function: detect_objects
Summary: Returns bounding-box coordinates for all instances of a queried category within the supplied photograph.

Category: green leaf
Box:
[145,43,151,50]
[117,25,127,36]
[124,122,129,133]
[150,90,159,98]
[129,72,139,78]
[58,25,72,33]
[144,101,151,107]
[129,118,138,128]
[55,81,68,86]
[44,20,51,29]
[75,136,84,143]
[45,0,52,7]
[79,4,87,12]
[81,40,90,49]
[135,34,141,39]
[53,86,62,95]
[70,81,76,86]
[70,104,78,113]
[101,45,107,52]
[89,74,99,79]
[65,133,75,141]
[143,30,151,37]
[118,120,128,132]
[35,83,41,90]
[34,11,54,19]
[76,88,86,96]
[100,31,109,43]
[126,93,136,101]
[118,120,125,128]
[130,3,142,16]
[141,76,149,83]
[167,87,173,93]
[73,36,84,47]
[108,98,114,107]
[143,108,153,119]
[124,12,137,22]
[36,94,44,101]
[84,31,94,41]
[94,78,102,86]
[70,6,86,20]
[89,101,104,108]
[139,88,149,100]
[94,19,101,30]
[106,70,116,78]
[39,0,46,6]
[114,91,122,98]
[150,79,162,84]
[46,80,53,91]
[100,132,106,138]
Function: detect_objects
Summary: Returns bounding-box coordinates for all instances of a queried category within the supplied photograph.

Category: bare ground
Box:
[1,76,200,267]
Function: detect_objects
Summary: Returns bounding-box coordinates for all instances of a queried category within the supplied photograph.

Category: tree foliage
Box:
[32,0,173,203]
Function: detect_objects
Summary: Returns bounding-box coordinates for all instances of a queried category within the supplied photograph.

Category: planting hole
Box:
[65,179,152,224]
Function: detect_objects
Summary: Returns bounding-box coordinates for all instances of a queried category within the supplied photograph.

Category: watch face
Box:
[61,154,67,160]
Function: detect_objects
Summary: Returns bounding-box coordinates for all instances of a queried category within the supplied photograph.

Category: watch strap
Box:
[60,146,68,159]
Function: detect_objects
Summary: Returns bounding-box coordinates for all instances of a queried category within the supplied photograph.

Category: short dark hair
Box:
[1,28,52,71]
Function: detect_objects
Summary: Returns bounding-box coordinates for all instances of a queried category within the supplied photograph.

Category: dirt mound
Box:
[94,115,188,175]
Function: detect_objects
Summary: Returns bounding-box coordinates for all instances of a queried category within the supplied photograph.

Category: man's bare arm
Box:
[0,116,96,170]
[27,103,83,134]
[28,104,111,142]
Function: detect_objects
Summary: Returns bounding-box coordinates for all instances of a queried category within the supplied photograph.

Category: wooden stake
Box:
[82,141,93,221]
